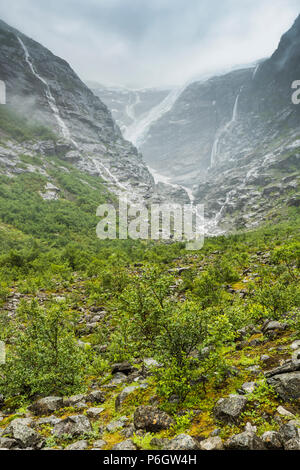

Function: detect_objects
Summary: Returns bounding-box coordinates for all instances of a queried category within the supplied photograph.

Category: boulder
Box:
[279,423,300,442]
[29,396,64,415]
[262,321,287,333]
[86,407,105,419]
[267,372,300,401]
[112,439,137,450]
[284,438,300,450]
[261,431,283,450]
[165,434,199,450]
[4,420,44,449]
[199,436,224,450]
[53,415,92,438]
[107,417,128,433]
[0,437,19,449]
[115,384,148,410]
[214,395,248,424]
[92,439,107,449]
[134,406,174,432]
[224,432,265,450]
[85,390,105,404]
[65,440,88,450]
[111,361,135,376]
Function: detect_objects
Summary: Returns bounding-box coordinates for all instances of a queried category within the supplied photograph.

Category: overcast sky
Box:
[1,0,299,88]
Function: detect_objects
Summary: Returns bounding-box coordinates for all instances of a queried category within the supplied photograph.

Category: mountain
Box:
[0,19,155,205]
[133,16,300,233]
[89,83,170,141]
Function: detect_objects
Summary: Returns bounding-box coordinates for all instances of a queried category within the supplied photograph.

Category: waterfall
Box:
[210,89,242,167]
[124,85,185,147]
[252,64,260,79]
[17,36,77,147]
[125,92,141,123]
[91,158,129,192]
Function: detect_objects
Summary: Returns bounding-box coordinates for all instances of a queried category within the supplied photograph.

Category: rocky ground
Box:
[0,248,300,451]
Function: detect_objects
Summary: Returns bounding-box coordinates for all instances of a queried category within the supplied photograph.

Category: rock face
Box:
[90,83,170,141]
[0,19,155,205]
[214,395,248,424]
[112,15,300,233]
[133,406,174,432]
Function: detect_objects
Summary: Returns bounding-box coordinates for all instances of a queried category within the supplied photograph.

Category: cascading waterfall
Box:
[17,36,77,147]
[210,89,242,167]
[124,85,185,147]
[252,64,260,79]
[125,92,141,123]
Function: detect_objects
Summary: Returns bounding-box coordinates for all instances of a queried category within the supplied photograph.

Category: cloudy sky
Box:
[1,0,299,88]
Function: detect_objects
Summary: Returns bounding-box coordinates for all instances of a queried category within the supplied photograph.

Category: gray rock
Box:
[36,416,61,427]
[150,437,170,448]
[214,395,248,424]
[85,390,105,404]
[111,361,135,376]
[63,394,86,407]
[279,423,300,442]
[0,437,19,449]
[109,372,127,385]
[199,436,224,450]
[65,440,88,450]
[29,396,64,415]
[112,439,137,450]
[92,439,107,449]
[261,431,283,449]
[115,386,139,410]
[240,382,256,394]
[263,321,288,333]
[86,407,105,419]
[134,406,174,432]
[4,420,44,449]
[276,406,295,418]
[290,340,300,350]
[53,415,92,437]
[106,417,128,433]
[115,384,148,410]
[224,432,265,450]
[284,438,300,450]
[267,371,300,400]
[165,434,199,450]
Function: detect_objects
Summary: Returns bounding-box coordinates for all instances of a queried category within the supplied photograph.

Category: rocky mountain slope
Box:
[134,16,300,233]
[89,83,170,141]
[0,218,299,451]
[0,19,156,205]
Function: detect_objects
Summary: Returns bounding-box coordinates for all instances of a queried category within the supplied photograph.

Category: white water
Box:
[252,64,260,79]
[210,89,242,167]
[125,92,141,122]
[124,86,185,147]
[17,36,77,147]
[92,158,129,192]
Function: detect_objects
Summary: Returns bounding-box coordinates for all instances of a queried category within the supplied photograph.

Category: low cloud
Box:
[0,0,299,88]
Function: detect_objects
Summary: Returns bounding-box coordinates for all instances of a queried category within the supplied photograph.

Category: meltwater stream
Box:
[210,89,242,167]
[17,36,77,148]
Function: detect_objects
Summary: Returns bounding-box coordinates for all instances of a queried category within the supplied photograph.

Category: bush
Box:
[0,300,86,398]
